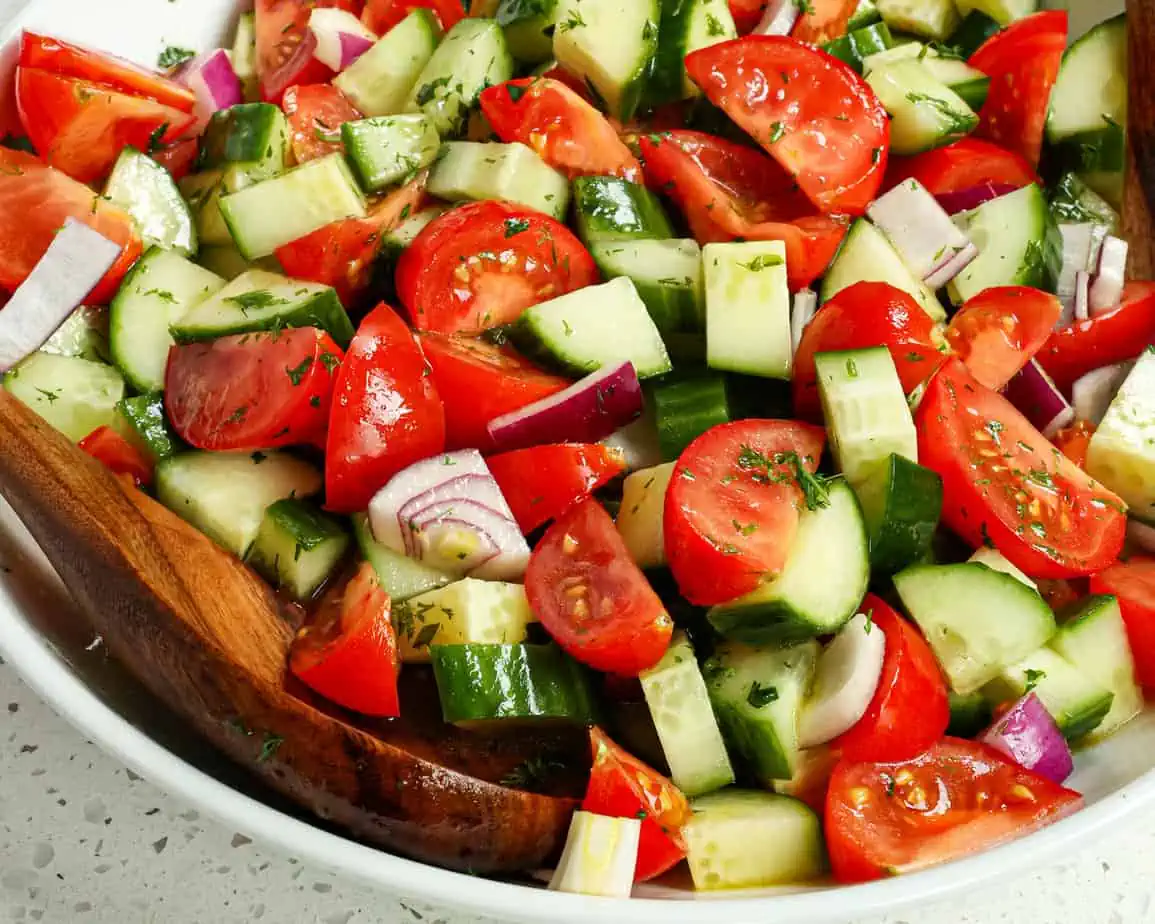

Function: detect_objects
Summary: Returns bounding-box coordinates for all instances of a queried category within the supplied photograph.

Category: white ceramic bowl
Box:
[0,1,1146,921]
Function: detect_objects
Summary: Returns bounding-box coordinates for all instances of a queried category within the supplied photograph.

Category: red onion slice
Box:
[178,49,243,131]
[935,182,1019,216]
[0,218,122,373]
[1090,235,1128,317]
[923,242,979,290]
[309,8,376,72]
[397,473,508,553]
[791,289,818,356]
[1072,270,1091,322]
[1072,361,1133,426]
[407,501,502,573]
[601,413,661,473]
[753,0,800,35]
[1003,360,1074,439]
[1056,224,1097,324]
[979,693,1073,783]
[867,179,976,286]
[488,361,644,453]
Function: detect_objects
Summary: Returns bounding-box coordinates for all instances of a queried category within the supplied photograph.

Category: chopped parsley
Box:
[737,445,831,511]
[285,356,313,386]
[257,733,284,763]
[739,253,784,272]
[226,290,288,312]
[503,217,531,238]
[747,681,779,708]
[157,46,195,70]
[1024,668,1047,693]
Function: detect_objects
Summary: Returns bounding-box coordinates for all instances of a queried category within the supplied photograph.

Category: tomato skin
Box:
[79,426,153,487]
[416,332,569,451]
[165,328,342,452]
[325,304,446,514]
[582,728,691,882]
[945,287,1062,390]
[282,83,363,164]
[526,500,673,676]
[665,420,826,606]
[684,37,890,215]
[16,67,195,184]
[276,173,427,308]
[826,738,1082,883]
[488,444,628,534]
[19,31,197,112]
[0,148,141,304]
[1090,562,1155,688]
[290,562,401,717]
[362,0,466,33]
[150,137,200,182]
[886,138,1038,198]
[1037,283,1155,393]
[917,359,1126,579]
[791,0,859,44]
[396,201,599,335]
[834,597,949,763]
[256,0,358,103]
[638,130,848,291]
[969,11,1068,168]
[793,282,947,419]
[727,0,767,32]
[1052,420,1095,469]
[480,79,642,182]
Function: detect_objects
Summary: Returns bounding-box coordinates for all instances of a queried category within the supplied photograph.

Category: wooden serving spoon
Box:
[0,388,587,873]
[1123,0,1155,277]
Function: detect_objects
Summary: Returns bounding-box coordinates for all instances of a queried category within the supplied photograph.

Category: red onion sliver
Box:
[488,361,644,453]
[0,218,122,372]
[753,0,800,35]
[179,49,243,130]
[309,8,377,72]
[1073,270,1091,322]
[868,179,975,284]
[935,182,1019,216]
[979,693,1073,783]
[791,289,817,356]
[397,473,507,551]
[1090,235,1128,317]
[1072,361,1132,426]
[1003,360,1074,439]
[923,242,979,290]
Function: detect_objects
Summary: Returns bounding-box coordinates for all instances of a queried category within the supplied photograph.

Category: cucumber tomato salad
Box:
[0,0,1150,897]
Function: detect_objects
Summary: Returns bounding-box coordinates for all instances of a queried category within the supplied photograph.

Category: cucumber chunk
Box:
[849,0,881,29]
[648,0,737,104]
[109,248,226,393]
[115,393,184,461]
[982,647,1113,742]
[709,480,870,644]
[948,184,1061,305]
[352,514,454,602]
[616,462,675,570]
[969,546,1035,587]
[894,562,1057,695]
[866,60,978,155]
[426,141,570,220]
[949,8,1001,57]
[590,239,703,337]
[955,0,1036,27]
[877,0,960,40]
[220,153,366,260]
[404,18,514,137]
[430,643,598,727]
[1051,595,1143,741]
[947,689,993,737]
[1047,13,1125,143]
[572,176,674,245]
[42,306,108,363]
[334,10,443,117]
[816,347,918,488]
[821,219,945,321]
[704,640,819,782]
[651,372,731,462]
[198,102,290,172]
[342,115,441,193]
[497,0,559,64]
[704,240,792,380]
[684,790,826,890]
[549,812,640,897]
[639,631,735,797]
[171,269,355,347]
[393,579,533,663]
[552,0,660,121]
[1049,172,1120,233]
[246,499,350,601]
[3,353,124,442]
[823,22,894,74]
[855,453,942,574]
[104,147,197,256]
[1085,348,1155,521]
[196,245,282,281]
[155,451,322,559]
[510,276,672,379]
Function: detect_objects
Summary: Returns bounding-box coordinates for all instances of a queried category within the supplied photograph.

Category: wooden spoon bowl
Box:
[0,388,584,873]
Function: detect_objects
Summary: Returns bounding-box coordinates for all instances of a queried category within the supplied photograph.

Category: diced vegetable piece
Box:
[548,812,640,898]
[308,7,376,71]
[876,0,960,39]
[704,240,791,380]
[969,547,1036,588]
[866,60,978,156]
[590,239,703,338]
[104,147,197,256]
[1002,360,1074,440]
[572,176,673,246]
[854,454,942,574]
[342,115,440,193]
[427,141,570,220]
[1045,13,1126,145]
[616,462,675,570]
[246,499,350,601]
[393,579,533,662]
[334,10,443,117]
[4,352,124,442]
[1086,350,1155,521]
[978,693,1072,783]
[799,612,887,748]
[866,178,976,287]
[352,514,453,602]
[115,393,183,461]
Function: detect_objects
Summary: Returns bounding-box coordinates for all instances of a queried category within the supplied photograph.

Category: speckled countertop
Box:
[0,658,1152,924]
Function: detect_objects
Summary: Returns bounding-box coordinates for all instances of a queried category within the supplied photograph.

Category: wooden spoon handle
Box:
[0,388,574,872]
[1124,0,1155,278]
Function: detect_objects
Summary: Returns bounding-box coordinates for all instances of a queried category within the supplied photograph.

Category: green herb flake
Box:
[747,681,779,708]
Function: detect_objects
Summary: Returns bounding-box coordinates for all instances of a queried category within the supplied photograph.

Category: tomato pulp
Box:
[282,83,363,164]
[945,286,1062,390]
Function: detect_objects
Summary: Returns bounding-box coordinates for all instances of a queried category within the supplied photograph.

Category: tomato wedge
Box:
[150,137,200,182]
[165,328,343,452]
[416,332,569,450]
[1090,561,1155,688]
[1037,283,1155,393]
[396,201,599,334]
[19,31,196,112]
[886,138,1038,199]
[665,419,826,606]
[282,83,363,164]
[826,738,1082,883]
[325,304,446,513]
[480,78,642,182]
[0,148,141,304]
[362,0,467,33]
[1052,420,1096,469]
[970,11,1068,168]
[638,130,848,291]
[791,0,859,44]
[727,0,768,33]
[15,67,195,184]
[290,562,401,717]
[793,282,947,420]
[582,728,691,882]
[834,596,949,763]
[256,0,357,103]
[79,426,153,487]
[945,287,1062,390]
[684,37,890,215]
[488,444,627,534]
[917,359,1126,578]
[276,173,428,308]
[526,499,673,676]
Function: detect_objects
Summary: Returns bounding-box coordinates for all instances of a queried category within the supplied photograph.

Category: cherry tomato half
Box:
[945,286,1062,390]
